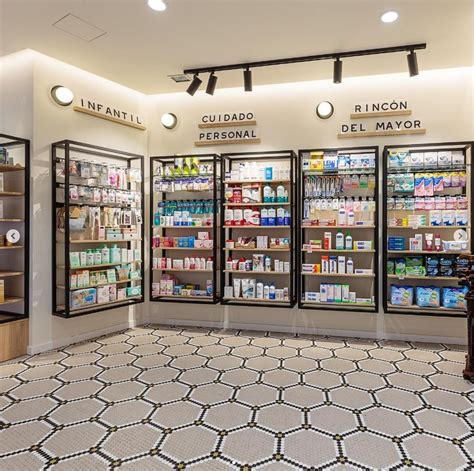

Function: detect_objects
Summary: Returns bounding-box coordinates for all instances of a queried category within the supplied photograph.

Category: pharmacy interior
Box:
[1,50,473,359]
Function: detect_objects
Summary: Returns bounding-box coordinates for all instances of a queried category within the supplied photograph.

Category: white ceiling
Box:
[1,0,473,94]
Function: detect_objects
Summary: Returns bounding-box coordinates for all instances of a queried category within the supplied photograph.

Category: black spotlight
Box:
[206,73,218,95]
[243,68,252,92]
[333,58,342,84]
[407,50,419,77]
[186,74,202,96]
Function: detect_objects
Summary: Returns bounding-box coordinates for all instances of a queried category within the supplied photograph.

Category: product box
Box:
[127,286,142,297]
[416,286,440,308]
[242,184,262,203]
[320,284,328,303]
[71,288,96,309]
[97,286,110,304]
[442,286,468,309]
[341,284,350,303]
[117,288,127,300]
[0,200,3,219]
[390,285,414,306]
[305,291,319,302]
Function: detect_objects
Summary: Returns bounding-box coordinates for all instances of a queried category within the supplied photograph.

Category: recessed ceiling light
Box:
[51,85,74,106]
[148,0,166,11]
[381,11,399,23]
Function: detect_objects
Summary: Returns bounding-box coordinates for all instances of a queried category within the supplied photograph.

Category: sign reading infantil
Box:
[195,111,260,146]
[73,99,146,131]
[338,99,426,138]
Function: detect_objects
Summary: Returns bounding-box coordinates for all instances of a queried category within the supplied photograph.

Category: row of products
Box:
[225,256,290,273]
[387,195,469,211]
[224,208,291,227]
[387,255,467,278]
[226,163,290,182]
[388,150,464,169]
[0,147,13,165]
[155,157,213,178]
[70,264,140,289]
[224,280,289,301]
[67,186,141,207]
[304,287,373,305]
[225,183,289,204]
[302,152,376,172]
[225,237,290,250]
[303,238,372,251]
[388,172,467,194]
[154,200,214,227]
[70,247,141,268]
[65,160,142,188]
[71,285,142,309]
[152,276,213,297]
[63,206,142,230]
[152,235,214,249]
[388,235,469,253]
[153,176,214,193]
[303,174,376,198]
[390,285,468,309]
[153,257,214,271]
[302,256,372,275]
[388,210,469,227]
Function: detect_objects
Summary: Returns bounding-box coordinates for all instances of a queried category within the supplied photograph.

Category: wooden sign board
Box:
[338,128,426,139]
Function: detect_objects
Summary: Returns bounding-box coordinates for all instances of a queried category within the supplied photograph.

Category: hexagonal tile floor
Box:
[0,326,472,470]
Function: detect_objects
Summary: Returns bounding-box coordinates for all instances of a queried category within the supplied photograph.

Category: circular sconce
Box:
[316,101,334,119]
[51,85,74,106]
[161,113,178,129]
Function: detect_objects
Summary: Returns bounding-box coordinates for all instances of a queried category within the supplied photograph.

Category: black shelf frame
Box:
[52,140,145,318]
[150,154,221,305]
[383,141,473,318]
[0,133,30,324]
[297,146,379,313]
[220,150,296,309]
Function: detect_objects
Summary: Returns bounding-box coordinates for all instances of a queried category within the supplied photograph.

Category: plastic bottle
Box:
[111,245,121,263]
[347,210,355,226]
[94,249,102,265]
[269,284,276,300]
[346,257,354,274]
[86,249,95,266]
[277,208,285,226]
[264,256,272,272]
[263,185,272,203]
[261,208,269,226]
[284,210,291,226]
[338,207,346,226]
[276,185,285,202]
[268,208,276,226]
[256,282,264,299]
[345,232,353,250]
[264,284,270,299]
[336,230,344,250]
[101,245,110,264]
[226,256,233,271]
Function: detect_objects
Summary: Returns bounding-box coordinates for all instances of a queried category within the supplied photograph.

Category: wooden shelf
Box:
[388,225,469,229]
[154,226,213,229]
[58,296,142,313]
[303,300,375,308]
[68,239,142,244]
[0,297,23,306]
[387,303,465,313]
[0,245,23,250]
[58,260,142,270]
[225,179,291,184]
[153,247,213,251]
[223,202,290,207]
[387,275,458,281]
[223,297,290,304]
[58,278,142,291]
[0,219,24,222]
[387,250,469,255]
[0,271,23,278]
[224,247,290,252]
[302,273,374,278]
[224,226,291,229]
[302,225,375,229]
[302,249,374,253]
[152,268,212,273]
[0,164,25,173]
[152,294,213,300]
[224,270,289,275]
[0,191,24,197]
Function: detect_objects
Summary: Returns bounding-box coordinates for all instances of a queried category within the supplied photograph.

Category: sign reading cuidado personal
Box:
[338,99,426,138]
[73,98,146,131]
[195,111,260,146]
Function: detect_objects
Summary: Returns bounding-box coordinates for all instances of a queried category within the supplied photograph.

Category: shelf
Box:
[302,225,375,229]
[387,303,465,313]
[224,225,291,229]
[152,294,213,300]
[152,268,212,273]
[303,169,375,175]
[59,261,142,270]
[224,270,289,275]
[225,179,291,184]
[223,202,290,207]
[0,271,23,278]
[387,165,467,174]
[387,275,458,281]
[154,226,213,229]
[0,297,23,306]
[0,164,25,172]
[388,225,469,229]
[0,245,23,250]
[0,191,24,197]
[58,278,142,291]
[387,250,469,255]
[224,247,290,252]
[153,247,213,251]
[153,174,214,180]
[58,296,143,313]
[68,239,142,244]
[303,301,375,308]
[302,273,374,278]
[0,219,24,222]
[58,201,139,209]
[302,249,375,253]
[223,297,291,304]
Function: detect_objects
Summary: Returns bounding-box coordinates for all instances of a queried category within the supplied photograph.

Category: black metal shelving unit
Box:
[150,154,220,304]
[52,140,145,318]
[220,151,296,308]
[383,141,473,318]
[0,133,30,323]
[297,146,379,312]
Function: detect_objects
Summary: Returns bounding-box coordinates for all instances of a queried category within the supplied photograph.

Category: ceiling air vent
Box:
[169,74,191,83]
[53,14,106,42]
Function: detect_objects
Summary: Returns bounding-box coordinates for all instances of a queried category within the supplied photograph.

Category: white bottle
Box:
[346,257,354,274]
[345,233,353,250]
[347,210,355,226]
[94,250,102,265]
[256,282,264,299]
[264,285,270,299]
[338,208,346,226]
[101,246,110,264]
[184,257,190,270]
[336,231,344,250]
[269,284,276,300]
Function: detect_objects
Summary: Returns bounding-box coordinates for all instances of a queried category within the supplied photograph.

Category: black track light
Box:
[206,73,218,95]
[243,68,252,92]
[407,50,419,77]
[186,74,202,96]
[333,57,342,84]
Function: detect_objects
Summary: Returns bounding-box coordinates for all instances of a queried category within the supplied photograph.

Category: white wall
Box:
[147,67,474,343]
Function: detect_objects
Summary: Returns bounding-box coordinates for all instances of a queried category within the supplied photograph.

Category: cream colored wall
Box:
[147,67,474,343]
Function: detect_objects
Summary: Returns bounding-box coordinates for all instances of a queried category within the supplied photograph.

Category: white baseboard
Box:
[151,317,467,346]
[27,319,136,355]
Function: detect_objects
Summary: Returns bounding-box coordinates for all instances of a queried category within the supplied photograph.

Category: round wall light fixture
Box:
[161,113,178,129]
[51,85,74,106]
[316,101,334,119]
[148,0,167,11]
[381,11,399,23]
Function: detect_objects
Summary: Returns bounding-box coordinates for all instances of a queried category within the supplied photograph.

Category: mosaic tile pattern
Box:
[0,326,472,470]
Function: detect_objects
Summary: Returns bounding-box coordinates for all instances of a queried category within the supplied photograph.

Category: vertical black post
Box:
[149,157,154,301]
[51,144,57,315]
[24,138,30,318]
[64,141,71,317]
[212,154,218,303]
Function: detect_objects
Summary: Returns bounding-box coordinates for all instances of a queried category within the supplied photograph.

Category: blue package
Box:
[416,286,440,308]
[442,286,468,309]
[391,285,414,306]
[265,167,273,181]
